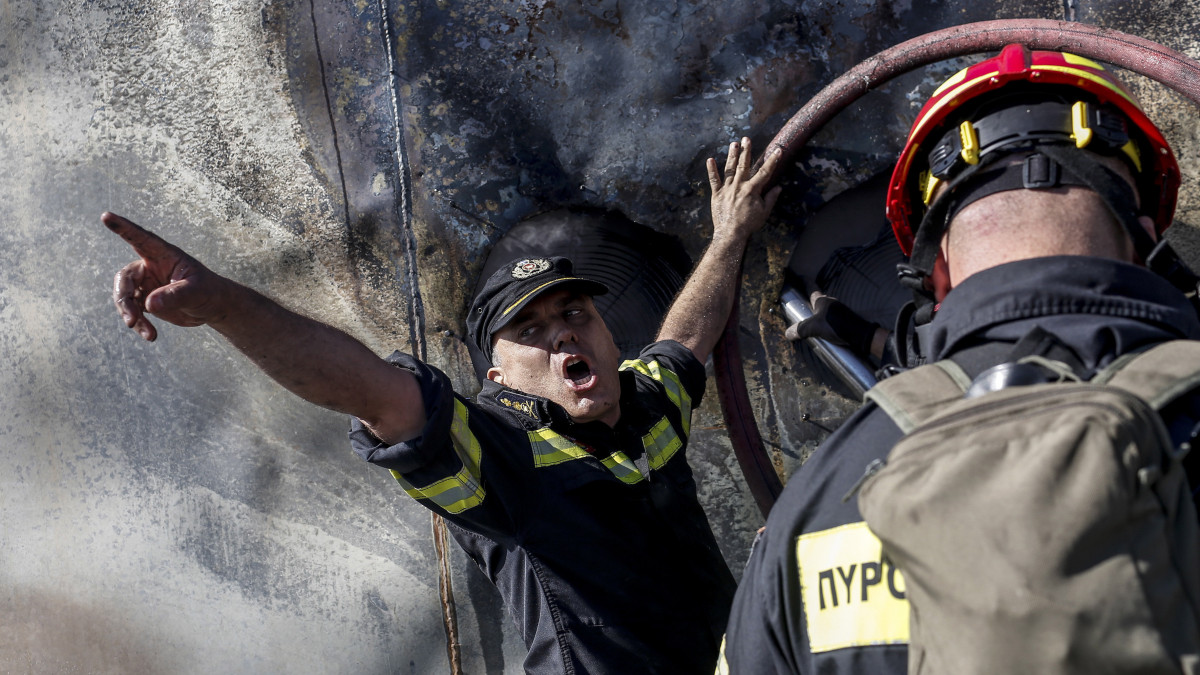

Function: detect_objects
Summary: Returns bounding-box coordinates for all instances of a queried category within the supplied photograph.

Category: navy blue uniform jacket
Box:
[351,339,736,674]
[721,256,1200,673]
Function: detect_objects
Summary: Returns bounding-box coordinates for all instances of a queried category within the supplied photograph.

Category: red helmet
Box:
[885,44,1180,256]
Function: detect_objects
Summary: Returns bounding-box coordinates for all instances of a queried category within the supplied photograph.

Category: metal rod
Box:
[780,286,878,399]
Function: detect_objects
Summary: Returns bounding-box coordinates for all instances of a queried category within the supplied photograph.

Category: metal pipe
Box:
[779,287,878,400]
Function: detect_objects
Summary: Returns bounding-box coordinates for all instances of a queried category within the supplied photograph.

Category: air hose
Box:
[714,18,1200,517]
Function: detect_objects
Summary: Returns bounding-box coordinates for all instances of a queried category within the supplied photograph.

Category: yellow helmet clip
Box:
[920,170,941,206]
[959,120,980,166]
[1071,101,1093,149]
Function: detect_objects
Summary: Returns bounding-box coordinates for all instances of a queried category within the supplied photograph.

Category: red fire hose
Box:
[714,18,1200,517]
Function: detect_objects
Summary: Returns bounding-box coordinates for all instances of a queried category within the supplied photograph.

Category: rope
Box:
[431,513,464,674]
[376,0,460,669]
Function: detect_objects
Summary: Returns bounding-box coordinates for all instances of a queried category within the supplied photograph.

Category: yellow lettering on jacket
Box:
[796,521,909,653]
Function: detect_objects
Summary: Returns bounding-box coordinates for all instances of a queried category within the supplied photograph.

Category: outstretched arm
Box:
[657,138,782,363]
[104,212,425,444]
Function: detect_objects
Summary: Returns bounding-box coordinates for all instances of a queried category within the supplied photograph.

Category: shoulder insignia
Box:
[496,391,541,420]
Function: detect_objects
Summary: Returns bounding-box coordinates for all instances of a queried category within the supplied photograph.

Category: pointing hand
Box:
[103,212,230,341]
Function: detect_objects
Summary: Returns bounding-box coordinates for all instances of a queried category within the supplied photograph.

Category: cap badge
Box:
[511,258,551,279]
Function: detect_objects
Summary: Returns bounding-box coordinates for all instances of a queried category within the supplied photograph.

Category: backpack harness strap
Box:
[868,341,1200,437]
[864,360,972,434]
[1096,341,1200,412]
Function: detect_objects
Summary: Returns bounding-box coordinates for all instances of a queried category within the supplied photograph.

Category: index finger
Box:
[706,157,722,194]
[101,212,179,261]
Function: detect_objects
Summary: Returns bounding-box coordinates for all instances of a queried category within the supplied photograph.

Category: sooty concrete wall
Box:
[4,0,1200,672]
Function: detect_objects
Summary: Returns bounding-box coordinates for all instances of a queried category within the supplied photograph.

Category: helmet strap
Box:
[899,151,1005,325]
[1035,144,1156,261]
[1033,145,1198,300]
[1146,238,1200,298]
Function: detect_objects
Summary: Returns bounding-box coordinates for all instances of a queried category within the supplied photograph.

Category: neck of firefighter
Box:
[935,183,1155,297]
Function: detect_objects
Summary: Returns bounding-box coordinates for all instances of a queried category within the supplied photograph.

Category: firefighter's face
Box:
[487,289,623,427]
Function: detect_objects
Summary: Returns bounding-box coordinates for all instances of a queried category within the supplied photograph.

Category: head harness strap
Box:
[899,141,1165,324]
[1035,143,1156,260]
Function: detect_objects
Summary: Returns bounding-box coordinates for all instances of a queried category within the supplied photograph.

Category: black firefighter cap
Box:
[467,257,609,364]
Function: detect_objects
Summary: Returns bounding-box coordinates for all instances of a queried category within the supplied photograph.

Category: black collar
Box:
[478,369,644,434]
[917,256,1200,365]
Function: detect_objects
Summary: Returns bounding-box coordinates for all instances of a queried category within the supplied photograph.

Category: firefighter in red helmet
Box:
[721,44,1200,674]
[887,44,1183,326]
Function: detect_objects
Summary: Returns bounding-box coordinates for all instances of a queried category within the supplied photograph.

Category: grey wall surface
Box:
[4,0,1200,673]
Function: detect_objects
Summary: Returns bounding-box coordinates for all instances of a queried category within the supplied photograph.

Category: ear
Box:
[486,366,507,386]
[931,248,953,302]
[1139,215,1157,242]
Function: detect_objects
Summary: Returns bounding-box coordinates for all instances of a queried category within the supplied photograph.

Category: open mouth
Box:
[564,356,594,387]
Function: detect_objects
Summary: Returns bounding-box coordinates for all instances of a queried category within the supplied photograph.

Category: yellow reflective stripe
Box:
[642,416,682,471]
[1034,64,1137,106]
[598,451,644,484]
[529,427,593,466]
[451,399,483,475]
[1062,52,1106,70]
[715,635,730,674]
[390,399,485,514]
[391,469,485,514]
[797,522,909,653]
[620,358,693,434]
[528,428,645,484]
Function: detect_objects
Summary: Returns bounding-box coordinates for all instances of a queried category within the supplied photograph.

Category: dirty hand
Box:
[707,137,783,242]
[103,212,230,341]
[785,293,880,357]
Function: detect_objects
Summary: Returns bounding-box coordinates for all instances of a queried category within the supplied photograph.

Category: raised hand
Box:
[103,212,230,341]
[656,138,784,363]
[706,137,783,244]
